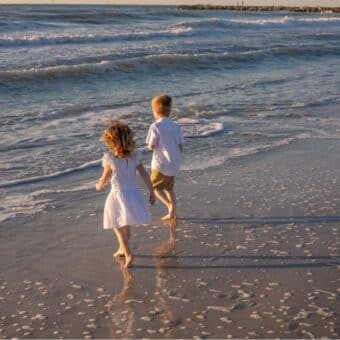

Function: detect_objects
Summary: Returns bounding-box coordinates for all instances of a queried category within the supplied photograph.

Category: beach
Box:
[1,138,339,338]
[0,4,339,338]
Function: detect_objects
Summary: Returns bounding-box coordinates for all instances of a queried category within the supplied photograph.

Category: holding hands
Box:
[149,190,156,205]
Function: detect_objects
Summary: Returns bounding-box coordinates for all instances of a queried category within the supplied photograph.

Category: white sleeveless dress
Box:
[102,150,150,229]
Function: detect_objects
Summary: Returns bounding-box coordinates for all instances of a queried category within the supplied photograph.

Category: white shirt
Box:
[146,117,184,177]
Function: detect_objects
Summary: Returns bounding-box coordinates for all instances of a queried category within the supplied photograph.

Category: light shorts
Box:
[150,170,175,191]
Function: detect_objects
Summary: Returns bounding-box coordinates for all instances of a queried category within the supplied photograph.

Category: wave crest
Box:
[176,15,340,30]
[3,44,339,82]
[0,26,192,48]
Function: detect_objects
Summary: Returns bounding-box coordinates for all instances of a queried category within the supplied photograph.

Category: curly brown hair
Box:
[100,121,135,158]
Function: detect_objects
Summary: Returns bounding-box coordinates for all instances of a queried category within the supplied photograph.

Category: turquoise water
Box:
[0,5,339,222]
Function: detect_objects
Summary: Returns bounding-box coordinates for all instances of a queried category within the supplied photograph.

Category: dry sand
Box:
[0,138,339,338]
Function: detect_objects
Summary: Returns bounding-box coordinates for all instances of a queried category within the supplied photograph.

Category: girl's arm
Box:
[137,162,155,205]
[96,163,112,191]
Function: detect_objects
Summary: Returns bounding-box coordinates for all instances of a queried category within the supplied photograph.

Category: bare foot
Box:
[161,214,177,221]
[170,214,177,220]
[113,249,125,258]
[161,214,171,220]
[124,254,134,268]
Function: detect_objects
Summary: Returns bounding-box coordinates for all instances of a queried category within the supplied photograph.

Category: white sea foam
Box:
[0,192,52,223]
[170,26,193,34]
[178,117,226,137]
[229,16,290,25]
[298,17,340,22]
[32,181,96,195]
[0,181,96,223]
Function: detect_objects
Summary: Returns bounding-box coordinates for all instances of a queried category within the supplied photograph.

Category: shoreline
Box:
[177,5,340,13]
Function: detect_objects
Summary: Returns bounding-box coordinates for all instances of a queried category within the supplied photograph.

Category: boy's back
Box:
[147,116,183,177]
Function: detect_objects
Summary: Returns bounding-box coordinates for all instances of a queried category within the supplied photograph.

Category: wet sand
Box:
[0,138,339,338]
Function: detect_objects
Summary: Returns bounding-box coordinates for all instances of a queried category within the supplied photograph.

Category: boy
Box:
[146,95,184,220]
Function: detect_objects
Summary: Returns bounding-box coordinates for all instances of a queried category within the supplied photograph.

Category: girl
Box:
[96,121,155,268]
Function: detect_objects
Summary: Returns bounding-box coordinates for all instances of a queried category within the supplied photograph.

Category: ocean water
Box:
[0,5,339,222]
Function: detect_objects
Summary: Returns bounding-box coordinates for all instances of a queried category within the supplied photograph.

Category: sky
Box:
[1,0,339,6]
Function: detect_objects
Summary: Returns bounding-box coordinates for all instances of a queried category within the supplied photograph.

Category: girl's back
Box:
[102,150,142,192]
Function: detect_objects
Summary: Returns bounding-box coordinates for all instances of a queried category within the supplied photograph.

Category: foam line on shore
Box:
[0,159,100,189]
[182,133,309,171]
[0,133,315,189]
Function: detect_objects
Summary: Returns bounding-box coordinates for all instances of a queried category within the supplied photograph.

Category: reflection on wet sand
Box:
[106,261,136,338]
[153,220,180,336]
[106,220,179,338]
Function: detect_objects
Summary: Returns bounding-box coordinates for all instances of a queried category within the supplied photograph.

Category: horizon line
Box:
[1,2,340,6]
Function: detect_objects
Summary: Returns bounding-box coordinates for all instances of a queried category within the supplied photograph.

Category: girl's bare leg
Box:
[114,226,133,268]
[113,227,126,258]
[113,230,124,258]
[113,226,131,257]
[113,249,124,257]
[122,226,133,267]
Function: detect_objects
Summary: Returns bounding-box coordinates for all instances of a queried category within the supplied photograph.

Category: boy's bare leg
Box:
[162,189,176,220]
[155,189,170,211]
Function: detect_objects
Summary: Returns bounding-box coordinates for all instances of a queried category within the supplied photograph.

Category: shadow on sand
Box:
[134,262,338,270]
[179,215,340,225]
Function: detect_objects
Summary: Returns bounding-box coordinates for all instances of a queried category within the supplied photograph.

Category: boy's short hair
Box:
[151,95,172,116]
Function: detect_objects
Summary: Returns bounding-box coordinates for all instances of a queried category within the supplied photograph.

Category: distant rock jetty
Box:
[177,5,340,13]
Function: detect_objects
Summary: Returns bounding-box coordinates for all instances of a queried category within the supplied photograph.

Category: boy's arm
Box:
[137,162,155,205]
[146,125,159,151]
[96,163,112,191]
[179,126,184,153]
